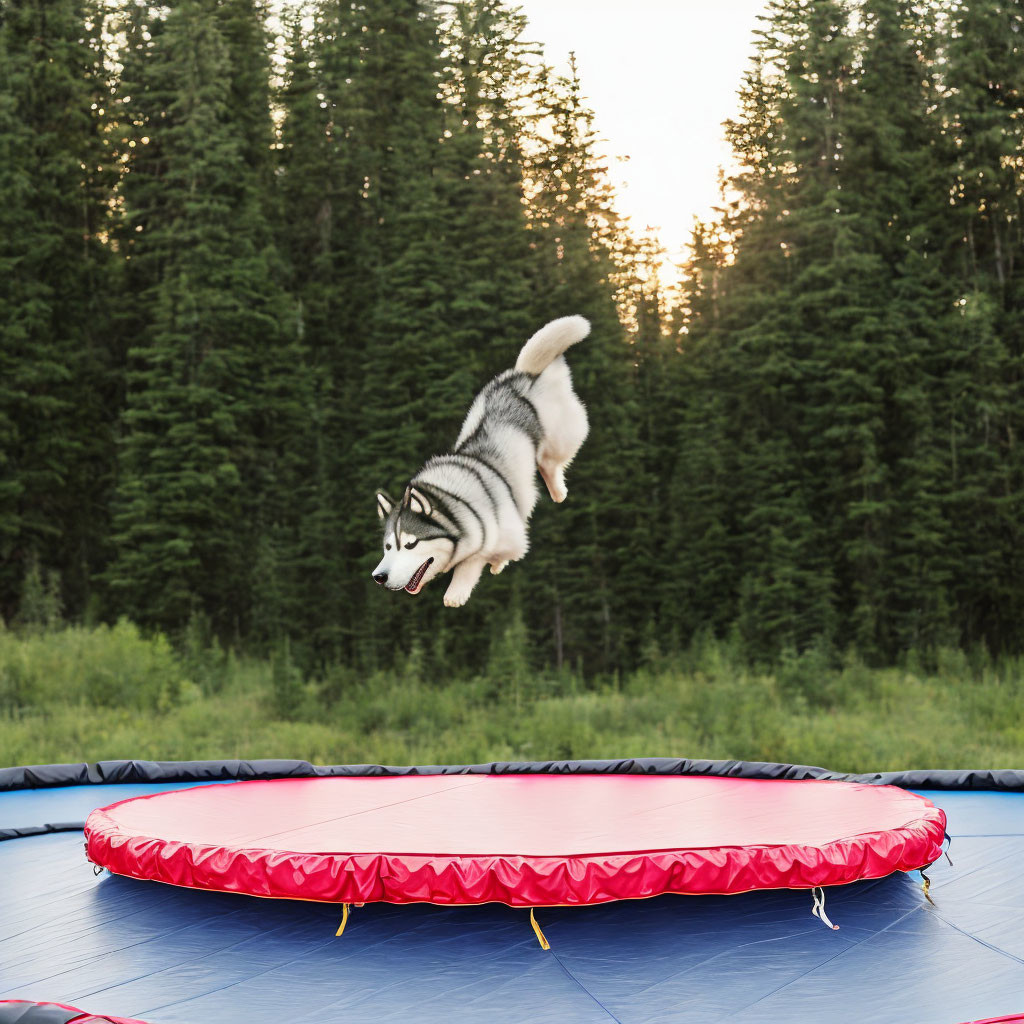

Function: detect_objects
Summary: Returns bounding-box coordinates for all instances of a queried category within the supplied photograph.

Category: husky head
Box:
[372,486,456,595]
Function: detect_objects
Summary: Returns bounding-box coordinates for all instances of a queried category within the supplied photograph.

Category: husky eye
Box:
[404,539,418,550]
[385,543,391,551]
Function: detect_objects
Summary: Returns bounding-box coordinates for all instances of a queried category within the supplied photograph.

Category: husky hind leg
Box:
[532,358,589,503]
[538,461,569,504]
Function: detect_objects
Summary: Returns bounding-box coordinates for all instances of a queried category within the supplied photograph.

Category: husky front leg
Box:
[444,555,488,608]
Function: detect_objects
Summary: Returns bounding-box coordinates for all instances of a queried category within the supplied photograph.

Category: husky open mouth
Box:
[405,558,434,594]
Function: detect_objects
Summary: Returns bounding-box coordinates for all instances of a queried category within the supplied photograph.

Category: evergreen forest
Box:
[2,0,1023,696]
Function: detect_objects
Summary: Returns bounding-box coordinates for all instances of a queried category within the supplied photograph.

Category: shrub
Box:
[775,640,840,708]
[0,619,192,713]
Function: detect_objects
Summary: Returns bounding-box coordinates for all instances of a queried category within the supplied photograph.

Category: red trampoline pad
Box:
[84,775,946,907]
[0,1000,150,1023]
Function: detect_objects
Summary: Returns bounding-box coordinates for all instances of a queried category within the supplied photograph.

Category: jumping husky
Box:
[372,315,590,607]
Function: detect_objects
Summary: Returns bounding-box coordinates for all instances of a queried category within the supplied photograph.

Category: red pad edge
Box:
[962,1016,1024,1024]
[0,1000,149,1023]
[84,776,946,908]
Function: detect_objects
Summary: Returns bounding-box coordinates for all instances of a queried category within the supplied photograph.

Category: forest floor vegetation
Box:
[1,621,1021,771]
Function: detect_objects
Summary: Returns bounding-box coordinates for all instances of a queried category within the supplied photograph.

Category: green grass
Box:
[1,622,1023,771]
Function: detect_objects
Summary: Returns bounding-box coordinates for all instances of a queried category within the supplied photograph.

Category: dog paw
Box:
[444,591,469,608]
[490,560,509,575]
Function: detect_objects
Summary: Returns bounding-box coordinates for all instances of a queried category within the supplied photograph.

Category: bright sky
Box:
[273,0,769,275]
[514,0,769,271]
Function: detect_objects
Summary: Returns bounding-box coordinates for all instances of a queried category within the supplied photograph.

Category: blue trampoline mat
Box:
[1,783,1022,1024]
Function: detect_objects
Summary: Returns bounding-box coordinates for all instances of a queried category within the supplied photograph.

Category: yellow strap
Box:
[530,908,551,950]
[921,870,935,905]
[336,903,350,937]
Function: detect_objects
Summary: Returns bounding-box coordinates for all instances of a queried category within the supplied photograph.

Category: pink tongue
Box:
[406,561,428,591]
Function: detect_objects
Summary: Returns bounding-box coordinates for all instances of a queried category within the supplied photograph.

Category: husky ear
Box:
[407,486,432,517]
[376,491,394,520]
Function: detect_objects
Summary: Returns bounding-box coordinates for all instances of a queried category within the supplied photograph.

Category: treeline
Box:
[1,0,1021,677]
[671,0,1024,662]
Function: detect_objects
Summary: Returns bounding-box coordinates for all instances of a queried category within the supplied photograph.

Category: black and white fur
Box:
[372,315,590,607]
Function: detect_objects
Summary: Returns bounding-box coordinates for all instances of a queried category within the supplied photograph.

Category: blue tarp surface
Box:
[1,783,1022,1024]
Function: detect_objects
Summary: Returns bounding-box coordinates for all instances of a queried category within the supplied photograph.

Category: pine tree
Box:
[665,221,742,642]
[0,0,118,622]
[677,1,852,657]
[436,0,537,382]
[843,0,955,651]
[518,60,649,673]
[937,0,1024,653]
[108,0,306,640]
[617,231,676,643]
[274,9,366,660]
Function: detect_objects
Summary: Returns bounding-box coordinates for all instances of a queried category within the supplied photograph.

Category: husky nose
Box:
[373,571,388,586]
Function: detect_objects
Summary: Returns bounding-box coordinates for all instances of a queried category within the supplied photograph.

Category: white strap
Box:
[812,886,840,931]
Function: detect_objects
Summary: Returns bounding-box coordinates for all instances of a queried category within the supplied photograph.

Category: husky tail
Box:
[515,315,590,375]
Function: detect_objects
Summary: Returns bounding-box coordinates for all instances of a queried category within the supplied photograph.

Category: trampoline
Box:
[82,775,946,910]
[3,757,1024,1024]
